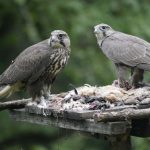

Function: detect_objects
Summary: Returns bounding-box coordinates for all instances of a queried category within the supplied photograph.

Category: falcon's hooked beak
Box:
[94,27,99,34]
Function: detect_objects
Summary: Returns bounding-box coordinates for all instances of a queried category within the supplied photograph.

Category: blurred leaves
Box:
[0,0,150,149]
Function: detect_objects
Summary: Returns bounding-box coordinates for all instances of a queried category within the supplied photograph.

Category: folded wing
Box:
[102,32,150,70]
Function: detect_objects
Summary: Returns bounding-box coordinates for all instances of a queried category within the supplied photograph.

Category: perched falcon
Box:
[94,23,150,89]
[0,30,71,102]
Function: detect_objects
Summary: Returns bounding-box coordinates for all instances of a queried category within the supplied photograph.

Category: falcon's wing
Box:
[102,32,150,68]
[0,40,51,85]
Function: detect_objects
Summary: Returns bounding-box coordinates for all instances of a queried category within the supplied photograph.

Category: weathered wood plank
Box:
[93,108,150,122]
[10,109,131,135]
[26,105,101,120]
[25,105,137,120]
[62,105,137,120]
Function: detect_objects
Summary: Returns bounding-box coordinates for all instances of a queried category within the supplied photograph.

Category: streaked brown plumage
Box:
[0,30,71,102]
[94,23,150,89]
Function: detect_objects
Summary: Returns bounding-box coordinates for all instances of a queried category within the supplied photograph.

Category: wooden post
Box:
[108,134,132,150]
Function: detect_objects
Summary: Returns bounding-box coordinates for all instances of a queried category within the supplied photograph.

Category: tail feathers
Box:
[0,82,24,99]
[0,85,13,99]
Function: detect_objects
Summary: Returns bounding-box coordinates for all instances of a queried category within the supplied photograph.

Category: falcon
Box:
[94,23,150,89]
[0,30,71,103]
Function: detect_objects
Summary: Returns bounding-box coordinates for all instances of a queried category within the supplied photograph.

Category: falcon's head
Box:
[94,24,115,45]
[49,30,70,49]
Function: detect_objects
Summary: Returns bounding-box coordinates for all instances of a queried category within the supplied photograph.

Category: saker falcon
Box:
[0,30,71,103]
[94,23,150,89]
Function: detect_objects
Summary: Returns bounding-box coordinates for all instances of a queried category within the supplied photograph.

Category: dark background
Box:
[0,0,150,149]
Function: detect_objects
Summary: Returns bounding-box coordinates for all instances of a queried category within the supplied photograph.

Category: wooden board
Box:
[25,105,101,120]
[25,105,137,120]
[10,109,131,135]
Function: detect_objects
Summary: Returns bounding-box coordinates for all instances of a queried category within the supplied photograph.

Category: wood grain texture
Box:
[93,108,150,122]
[10,109,131,135]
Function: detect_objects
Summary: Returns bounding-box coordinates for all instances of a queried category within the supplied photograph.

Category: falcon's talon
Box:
[44,93,52,101]
[42,108,47,116]
[37,96,47,108]
[124,81,132,90]
[112,80,119,87]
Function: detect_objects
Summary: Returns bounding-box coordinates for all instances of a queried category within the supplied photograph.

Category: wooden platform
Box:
[9,106,150,150]
[8,85,150,150]
[9,108,133,150]
[10,109,131,135]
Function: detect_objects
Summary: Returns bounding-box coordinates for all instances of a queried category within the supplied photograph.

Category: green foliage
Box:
[0,0,150,149]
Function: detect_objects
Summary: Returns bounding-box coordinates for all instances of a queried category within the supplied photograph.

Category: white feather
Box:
[0,85,12,98]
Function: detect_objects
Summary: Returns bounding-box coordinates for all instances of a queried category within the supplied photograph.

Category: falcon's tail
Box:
[0,83,24,99]
[0,85,14,99]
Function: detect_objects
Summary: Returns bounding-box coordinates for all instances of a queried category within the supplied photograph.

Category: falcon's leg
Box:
[130,68,144,88]
[33,96,48,116]
[115,64,131,89]
[37,96,47,107]
[43,85,51,100]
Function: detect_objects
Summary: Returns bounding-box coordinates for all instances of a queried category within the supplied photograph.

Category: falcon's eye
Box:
[58,34,63,39]
[101,26,106,30]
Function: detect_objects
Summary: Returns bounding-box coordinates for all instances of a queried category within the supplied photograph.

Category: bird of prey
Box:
[94,23,150,89]
[0,30,71,103]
